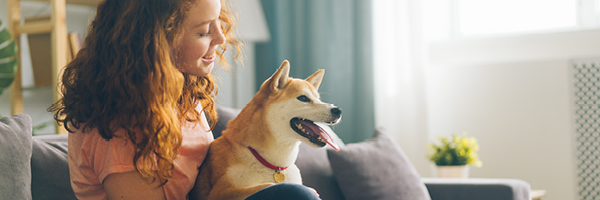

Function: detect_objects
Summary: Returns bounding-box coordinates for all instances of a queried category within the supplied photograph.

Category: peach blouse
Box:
[68,108,213,200]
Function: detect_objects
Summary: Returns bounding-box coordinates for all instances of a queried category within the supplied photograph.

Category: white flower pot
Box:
[437,165,470,178]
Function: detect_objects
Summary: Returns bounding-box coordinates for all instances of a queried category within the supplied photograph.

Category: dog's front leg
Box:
[208,180,274,200]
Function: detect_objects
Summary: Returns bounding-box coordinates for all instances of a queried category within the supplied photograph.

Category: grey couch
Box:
[0,107,531,200]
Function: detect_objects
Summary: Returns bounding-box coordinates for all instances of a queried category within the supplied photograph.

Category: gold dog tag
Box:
[274,171,285,183]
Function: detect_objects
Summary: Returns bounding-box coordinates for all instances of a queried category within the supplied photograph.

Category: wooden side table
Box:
[531,190,546,200]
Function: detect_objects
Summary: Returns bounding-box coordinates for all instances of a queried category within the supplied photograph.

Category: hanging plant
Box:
[0,18,19,96]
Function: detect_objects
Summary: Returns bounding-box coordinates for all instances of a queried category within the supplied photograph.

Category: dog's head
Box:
[260,60,342,151]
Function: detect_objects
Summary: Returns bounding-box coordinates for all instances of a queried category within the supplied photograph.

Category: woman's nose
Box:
[212,27,226,46]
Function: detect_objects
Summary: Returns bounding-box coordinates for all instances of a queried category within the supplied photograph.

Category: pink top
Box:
[68,108,213,200]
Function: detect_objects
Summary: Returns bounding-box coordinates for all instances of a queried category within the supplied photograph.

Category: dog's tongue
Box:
[299,120,340,151]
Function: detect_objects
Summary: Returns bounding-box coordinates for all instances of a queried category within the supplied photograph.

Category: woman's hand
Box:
[306,186,320,197]
[103,171,166,200]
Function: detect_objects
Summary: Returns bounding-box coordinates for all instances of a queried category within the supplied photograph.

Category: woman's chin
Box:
[182,63,214,77]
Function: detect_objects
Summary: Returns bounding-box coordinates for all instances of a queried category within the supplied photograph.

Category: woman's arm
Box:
[103,171,166,200]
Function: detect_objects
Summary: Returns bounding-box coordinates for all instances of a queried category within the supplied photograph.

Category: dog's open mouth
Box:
[290,118,340,151]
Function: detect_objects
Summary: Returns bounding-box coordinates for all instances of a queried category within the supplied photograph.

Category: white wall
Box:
[425,60,576,200]
[425,29,600,200]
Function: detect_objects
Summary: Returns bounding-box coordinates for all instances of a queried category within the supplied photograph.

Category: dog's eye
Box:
[297,95,311,102]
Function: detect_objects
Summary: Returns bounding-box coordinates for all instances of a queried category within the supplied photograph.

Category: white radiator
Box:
[572,58,600,200]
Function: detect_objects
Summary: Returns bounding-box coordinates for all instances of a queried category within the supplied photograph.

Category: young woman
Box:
[49,0,320,199]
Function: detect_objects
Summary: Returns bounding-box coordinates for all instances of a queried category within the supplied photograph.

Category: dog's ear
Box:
[305,69,324,90]
[270,60,291,91]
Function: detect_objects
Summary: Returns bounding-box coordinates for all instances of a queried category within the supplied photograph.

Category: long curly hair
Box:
[49,0,241,183]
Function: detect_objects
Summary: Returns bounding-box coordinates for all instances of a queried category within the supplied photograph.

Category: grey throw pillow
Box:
[0,114,33,200]
[327,128,431,200]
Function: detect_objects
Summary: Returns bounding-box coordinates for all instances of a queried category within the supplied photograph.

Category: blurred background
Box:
[2,0,600,199]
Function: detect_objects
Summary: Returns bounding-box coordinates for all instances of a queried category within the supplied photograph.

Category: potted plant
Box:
[427,132,482,178]
[0,18,18,96]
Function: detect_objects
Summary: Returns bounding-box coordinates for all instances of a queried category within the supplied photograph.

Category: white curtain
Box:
[372,0,431,176]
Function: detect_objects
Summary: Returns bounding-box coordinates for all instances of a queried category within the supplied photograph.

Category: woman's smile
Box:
[202,52,216,63]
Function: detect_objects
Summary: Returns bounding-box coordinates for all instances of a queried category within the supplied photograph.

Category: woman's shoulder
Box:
[69,125,138,159]
[72,124,133,141]
[68,125,137,188]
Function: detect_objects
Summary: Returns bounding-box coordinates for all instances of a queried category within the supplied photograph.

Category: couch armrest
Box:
[422,178,530,200]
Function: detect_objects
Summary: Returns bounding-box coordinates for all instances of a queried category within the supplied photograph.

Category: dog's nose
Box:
[331,107,342,117]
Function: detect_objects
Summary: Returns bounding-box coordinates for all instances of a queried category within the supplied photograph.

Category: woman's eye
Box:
[297,95,311,102]
[198,26,211,37]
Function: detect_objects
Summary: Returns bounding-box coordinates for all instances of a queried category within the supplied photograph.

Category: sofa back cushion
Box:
[31,134,77,200]
[213,106,241,138]
[0,114,33,200]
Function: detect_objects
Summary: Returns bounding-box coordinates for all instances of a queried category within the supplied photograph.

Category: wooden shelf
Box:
[7,0,92,134]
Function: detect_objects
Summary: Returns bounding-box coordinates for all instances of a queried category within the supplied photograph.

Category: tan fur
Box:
[189,60,341,200]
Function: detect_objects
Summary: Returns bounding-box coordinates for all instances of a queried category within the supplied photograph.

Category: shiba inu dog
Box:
[190,60,342,200]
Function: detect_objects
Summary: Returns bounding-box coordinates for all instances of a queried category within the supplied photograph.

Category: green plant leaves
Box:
[427,133,483,167]
[0,19,18,96]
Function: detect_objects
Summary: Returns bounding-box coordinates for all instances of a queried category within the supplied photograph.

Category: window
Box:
[423,0,600,41]
[458,0,577,35]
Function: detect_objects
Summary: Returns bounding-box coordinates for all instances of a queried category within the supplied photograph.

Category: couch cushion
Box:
[0,114,33,200]
[327,128,431,200]
[31,134,77,200]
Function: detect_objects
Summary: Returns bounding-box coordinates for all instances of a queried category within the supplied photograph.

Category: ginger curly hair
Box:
[49,0,241,183]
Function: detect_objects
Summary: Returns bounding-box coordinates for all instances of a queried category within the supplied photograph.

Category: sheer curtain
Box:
[255,0,375,143]
[373,0,430,176]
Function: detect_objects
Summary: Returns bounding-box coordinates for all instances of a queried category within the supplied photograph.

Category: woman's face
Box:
[175,0,226,77]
